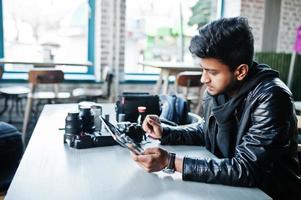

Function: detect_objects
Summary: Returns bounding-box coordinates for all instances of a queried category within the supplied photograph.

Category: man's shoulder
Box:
[254,77,289,92]
[248,77,292,102]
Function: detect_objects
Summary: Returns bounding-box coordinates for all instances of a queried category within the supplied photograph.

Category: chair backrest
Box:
[176,71,203,100]
[176,71,204,114]
[176,71,202,88]
[28,69,64,85]
[187,112,204,124]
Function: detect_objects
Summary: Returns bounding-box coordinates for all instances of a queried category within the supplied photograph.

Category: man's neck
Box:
[226,82,243,98]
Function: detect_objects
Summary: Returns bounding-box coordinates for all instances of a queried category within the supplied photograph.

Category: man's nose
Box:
[201,72,209,83]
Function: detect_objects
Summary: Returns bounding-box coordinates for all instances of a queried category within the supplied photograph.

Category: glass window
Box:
[125,0,214,74]
[2,0,90,73]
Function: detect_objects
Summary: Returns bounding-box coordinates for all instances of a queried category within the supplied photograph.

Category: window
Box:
[124,0,217,74]
[0,0,94,75]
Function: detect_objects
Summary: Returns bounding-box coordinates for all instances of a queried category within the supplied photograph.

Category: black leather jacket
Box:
[161,77,301,199]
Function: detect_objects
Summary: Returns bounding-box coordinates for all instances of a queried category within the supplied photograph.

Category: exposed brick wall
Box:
[222,0,265,51]
[277,0,301,52]
[240,0,265,52]
[99,0,113,72]
[95,0,126,82]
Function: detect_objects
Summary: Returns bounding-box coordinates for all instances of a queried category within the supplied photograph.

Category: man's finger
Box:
[145,123,153,133]
[147,117,160,126]
[135,154,151,163]
[136,161,150,172]
[143,147,159,154]
[146,133,157,139]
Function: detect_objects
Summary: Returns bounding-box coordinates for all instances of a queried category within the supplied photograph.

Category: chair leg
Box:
[22,97,33,142]
[0,95,9,115]
[0,191,6,200]
[16,96,22,116]
[8,96,15,123]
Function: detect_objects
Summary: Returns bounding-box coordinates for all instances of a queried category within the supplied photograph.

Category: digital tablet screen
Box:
[100,117,144,155]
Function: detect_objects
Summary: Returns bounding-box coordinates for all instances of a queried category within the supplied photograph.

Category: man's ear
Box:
[234,64,249,81]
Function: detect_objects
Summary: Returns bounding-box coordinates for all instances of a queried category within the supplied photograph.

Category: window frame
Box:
[123,0,224,81]
[0,0,95,80]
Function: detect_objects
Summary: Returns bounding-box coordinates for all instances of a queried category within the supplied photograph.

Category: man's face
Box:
[199,58,238,96]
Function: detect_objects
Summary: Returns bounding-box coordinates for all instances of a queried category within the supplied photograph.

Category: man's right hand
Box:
[142,115,163,139]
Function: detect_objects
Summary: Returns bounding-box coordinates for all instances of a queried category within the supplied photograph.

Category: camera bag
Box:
[115,92,161,123]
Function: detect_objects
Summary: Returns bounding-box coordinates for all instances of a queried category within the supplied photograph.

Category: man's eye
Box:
[209,71,217,75]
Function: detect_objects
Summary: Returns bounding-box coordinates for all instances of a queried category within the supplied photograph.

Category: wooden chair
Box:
[0,86,29,123]
[72,67,114,102]
[176,71,205,113]
[22,69,71,140]
[0,192,5,200]
[0,67,30,123]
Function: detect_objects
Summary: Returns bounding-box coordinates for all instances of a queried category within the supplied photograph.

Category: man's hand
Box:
[131,147,169,172]
[142,115,163,139]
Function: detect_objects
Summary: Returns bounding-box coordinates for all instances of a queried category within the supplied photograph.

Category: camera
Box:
[117,122,145,144]
[63,104,116,149]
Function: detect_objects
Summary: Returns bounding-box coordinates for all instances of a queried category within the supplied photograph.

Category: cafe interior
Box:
[0,0,301,199]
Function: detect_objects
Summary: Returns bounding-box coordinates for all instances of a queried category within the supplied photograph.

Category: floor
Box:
[0,97,51,146]
[0,97,78,197]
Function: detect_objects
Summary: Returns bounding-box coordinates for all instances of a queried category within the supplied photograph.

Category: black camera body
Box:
[64,104,145,149]
[63,106,116,149]
[64,132,117,149]
[117,122,145,144]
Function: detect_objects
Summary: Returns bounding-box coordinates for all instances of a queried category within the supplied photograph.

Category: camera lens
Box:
[65,111,82,135]
[79,107,95,134]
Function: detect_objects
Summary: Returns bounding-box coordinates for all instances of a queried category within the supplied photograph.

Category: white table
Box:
[140,61,201,94]
[5,104,271,200]
[0,59,93,68]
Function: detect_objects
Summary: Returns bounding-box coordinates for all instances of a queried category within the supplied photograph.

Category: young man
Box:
[131,17,301,199]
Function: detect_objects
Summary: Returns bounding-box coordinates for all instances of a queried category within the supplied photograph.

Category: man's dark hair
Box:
[189,17,254,71]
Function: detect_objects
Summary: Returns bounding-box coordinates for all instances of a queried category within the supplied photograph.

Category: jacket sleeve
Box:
[160,122,206,146]
[182,86,297,186]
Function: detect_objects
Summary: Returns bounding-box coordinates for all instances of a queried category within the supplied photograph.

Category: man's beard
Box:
[223,76,242,97]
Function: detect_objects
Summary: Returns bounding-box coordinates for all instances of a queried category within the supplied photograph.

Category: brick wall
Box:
[222,0,265,51]
[95,0,126,82]
[224,0,301,53]
[240,0,265,52]
[277,0,301,52]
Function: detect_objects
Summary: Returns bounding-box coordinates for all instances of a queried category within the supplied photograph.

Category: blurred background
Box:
[0,0,301,134]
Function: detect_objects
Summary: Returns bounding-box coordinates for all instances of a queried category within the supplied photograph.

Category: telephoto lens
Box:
[79,107,95,134]
[65,111,82,135]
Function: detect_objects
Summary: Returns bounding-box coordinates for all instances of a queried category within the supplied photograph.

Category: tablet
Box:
[100,117,144,155]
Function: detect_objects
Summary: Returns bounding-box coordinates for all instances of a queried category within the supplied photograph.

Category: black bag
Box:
[115,93,161,123]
